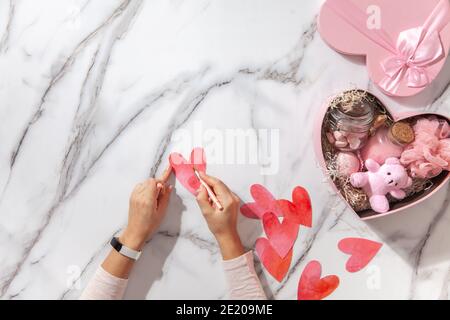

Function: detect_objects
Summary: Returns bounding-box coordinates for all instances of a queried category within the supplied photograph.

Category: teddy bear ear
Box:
[385,157,400,165]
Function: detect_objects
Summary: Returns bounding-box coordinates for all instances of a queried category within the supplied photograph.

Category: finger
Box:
[198,171,220,185]
[198,172,235,206]
[145,178,158,189]
[154,167,172,196]
[159,165,172,184]
[157,185,173,213]
[156,183,165,199]
[196,185,213,214]
[198,172,230,195]
[143,179,159,200]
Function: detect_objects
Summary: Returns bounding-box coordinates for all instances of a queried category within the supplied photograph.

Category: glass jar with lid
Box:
[326,100,375,152]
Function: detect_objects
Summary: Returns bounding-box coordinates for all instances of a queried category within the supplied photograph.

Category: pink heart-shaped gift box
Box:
[318,0,450,97]
[314,91,450,220]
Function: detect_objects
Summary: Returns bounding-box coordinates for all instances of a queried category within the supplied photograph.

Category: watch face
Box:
[110,237,141,260]
[110,237,123,252]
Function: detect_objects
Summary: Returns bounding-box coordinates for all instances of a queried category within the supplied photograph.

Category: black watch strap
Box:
[110,237,141,260]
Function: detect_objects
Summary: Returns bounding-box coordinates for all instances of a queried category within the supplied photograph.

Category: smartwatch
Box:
[110,237,142,260]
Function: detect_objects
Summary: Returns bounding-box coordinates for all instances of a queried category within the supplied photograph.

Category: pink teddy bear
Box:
[350,158,412,213]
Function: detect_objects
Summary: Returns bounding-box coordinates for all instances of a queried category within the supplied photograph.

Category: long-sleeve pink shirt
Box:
[80,251,266,300]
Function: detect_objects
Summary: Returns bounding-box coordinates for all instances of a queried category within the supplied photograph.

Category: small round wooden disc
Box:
[391,122,414,145]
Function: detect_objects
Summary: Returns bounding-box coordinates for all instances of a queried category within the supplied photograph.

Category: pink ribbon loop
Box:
[327,0,450,94]
[379,27,444,92]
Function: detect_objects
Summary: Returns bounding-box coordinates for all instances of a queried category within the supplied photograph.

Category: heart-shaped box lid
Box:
[318,0,450,97]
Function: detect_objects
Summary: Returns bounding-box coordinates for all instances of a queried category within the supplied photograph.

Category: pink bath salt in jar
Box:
[360,122,415,165]
[327,100,374,152]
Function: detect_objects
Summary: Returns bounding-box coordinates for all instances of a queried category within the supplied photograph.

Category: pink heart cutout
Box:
[256,237,292,282]
[297,260,340,300]
[338,237,383,272]
[262,212,299,258]
[277,186,312,227]
[169,147,206,195]
[240,184,283,219]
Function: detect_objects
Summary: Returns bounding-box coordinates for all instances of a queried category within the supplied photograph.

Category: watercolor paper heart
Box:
[262,212,299,258]
[169,147,206,195]
[240,184,283,219]
[256,237,292,282]
[338,238,382,273]
[314,90,450,220]
[277,186,312,227]
[318,0,450,97]
[297,260,340,300]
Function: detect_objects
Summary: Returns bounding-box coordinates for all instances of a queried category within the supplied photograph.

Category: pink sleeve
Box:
[79,267,128,300]
[222,251,267,300]
[80,252,266,300]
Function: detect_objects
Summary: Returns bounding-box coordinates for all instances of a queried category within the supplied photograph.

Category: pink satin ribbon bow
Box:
[379,27,444,92]
[328,0,450,94]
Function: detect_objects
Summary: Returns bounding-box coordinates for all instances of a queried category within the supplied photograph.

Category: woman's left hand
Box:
[120,168,173,250]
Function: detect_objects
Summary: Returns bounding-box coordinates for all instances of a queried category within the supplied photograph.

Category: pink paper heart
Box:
[277,186,312,227]
[169,147,206,195]
[262,212,299,258]
[297,260,340,300]
[338,237,383,272]
[256,237,292,282]
[240,184,283,219]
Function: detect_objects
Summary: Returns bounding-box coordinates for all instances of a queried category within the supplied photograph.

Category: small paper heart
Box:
[338,237,382,272]
[240,184,283,219]
[256,237,292,282]
[262,212,299,258]
[277,186,312,227]
[169,147,206,195]
[297,260,339,300]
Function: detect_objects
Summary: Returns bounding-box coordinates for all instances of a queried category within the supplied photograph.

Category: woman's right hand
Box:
[195,172,245,260]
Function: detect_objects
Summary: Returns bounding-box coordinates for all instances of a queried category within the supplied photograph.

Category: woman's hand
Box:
[102,168,173,279]
[195,172,244,260]
[120,168,173,251]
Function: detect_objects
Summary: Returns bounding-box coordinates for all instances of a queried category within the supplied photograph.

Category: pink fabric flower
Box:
[400,116,450,179]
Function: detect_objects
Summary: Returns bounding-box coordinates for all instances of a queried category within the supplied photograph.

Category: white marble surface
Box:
[0,0,449,300]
